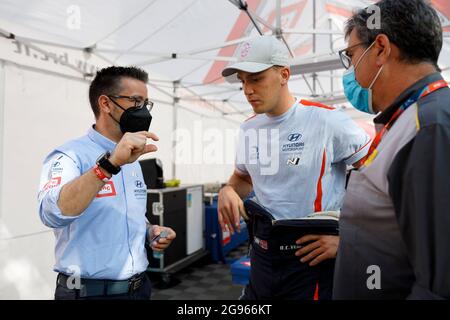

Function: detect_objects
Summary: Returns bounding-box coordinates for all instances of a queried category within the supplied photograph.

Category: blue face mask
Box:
[342,42,383,114]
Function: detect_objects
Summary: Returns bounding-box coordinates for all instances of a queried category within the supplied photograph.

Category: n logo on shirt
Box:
[287,157,300,166]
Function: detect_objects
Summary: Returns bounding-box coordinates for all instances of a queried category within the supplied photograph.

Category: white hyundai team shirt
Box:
[235,98,370,220]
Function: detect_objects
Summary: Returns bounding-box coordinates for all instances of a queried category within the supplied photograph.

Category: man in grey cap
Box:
[218,36,370,299]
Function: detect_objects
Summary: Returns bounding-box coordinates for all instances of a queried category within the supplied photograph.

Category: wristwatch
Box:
[96,151,121,175]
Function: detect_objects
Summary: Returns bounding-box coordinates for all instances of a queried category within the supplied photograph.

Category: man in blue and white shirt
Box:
[219,36,370,300]
[38,66,175,300]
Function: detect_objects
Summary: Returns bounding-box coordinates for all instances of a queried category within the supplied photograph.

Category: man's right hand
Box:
[217,185,248,234]
[110,131,159,167]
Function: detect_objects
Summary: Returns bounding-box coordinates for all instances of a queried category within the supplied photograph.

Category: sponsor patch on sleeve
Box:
[43,177,62,191]
[96,181,117,198]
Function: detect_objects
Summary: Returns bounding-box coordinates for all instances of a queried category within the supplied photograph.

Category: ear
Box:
[98,95,112,114]
[280,67,291,85]
[374,34,391,67]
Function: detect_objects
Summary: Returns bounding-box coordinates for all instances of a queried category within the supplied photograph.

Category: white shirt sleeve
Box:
[329,109,371,166]
[37,152,81,228]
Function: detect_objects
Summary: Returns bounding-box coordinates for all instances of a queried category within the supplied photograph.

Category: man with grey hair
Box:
[219,36,370,300]
[334,0,450,299]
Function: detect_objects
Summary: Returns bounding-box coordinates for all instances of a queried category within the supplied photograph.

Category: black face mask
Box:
[109,99,152,133]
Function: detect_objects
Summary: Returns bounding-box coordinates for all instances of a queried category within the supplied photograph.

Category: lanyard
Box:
[361,79,448,167]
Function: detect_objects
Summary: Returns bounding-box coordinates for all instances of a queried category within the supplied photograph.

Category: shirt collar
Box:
[374,72,444,125]
[87,125,117,151]
[264,98,298,122]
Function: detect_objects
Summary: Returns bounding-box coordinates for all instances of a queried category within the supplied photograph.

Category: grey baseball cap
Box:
[222,36,290,77]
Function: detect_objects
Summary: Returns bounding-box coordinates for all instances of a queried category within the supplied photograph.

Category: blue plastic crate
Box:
[231,256,251,285]
[205,200,249,263]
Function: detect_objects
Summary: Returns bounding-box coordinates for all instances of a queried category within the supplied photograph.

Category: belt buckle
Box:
[128,275,143,293]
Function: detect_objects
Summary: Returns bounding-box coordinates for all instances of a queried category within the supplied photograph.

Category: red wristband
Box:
[93,164,110,182]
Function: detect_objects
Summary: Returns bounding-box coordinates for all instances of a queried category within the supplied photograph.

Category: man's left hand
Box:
[149,225,176,252]
[295,235,339,266]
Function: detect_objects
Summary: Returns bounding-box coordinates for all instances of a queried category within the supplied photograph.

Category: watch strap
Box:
[97,152,121,175]
[93,164,110,182]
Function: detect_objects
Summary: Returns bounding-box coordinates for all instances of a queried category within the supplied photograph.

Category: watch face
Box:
[96,150,120,175]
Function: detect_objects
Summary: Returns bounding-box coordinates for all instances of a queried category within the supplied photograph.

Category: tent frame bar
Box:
[0,61,4,222]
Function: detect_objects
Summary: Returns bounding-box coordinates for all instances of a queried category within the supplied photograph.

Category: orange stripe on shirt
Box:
[314,149,327,212]
[245,114,257,122]
[300,99,335,110]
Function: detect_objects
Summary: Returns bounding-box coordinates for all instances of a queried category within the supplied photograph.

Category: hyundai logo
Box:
[135,181,143,188]
[288,133,302,142]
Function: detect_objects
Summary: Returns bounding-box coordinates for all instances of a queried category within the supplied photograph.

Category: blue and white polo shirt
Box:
[235,99,370,220]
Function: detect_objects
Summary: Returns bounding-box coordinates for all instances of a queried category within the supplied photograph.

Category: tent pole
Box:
[276,0,281,32]
[312,0,317,96]
[329,18,334,98]
[274,0,295,58]
[172,80,180,180]
[0,61,5,220]
[231,0,263,35]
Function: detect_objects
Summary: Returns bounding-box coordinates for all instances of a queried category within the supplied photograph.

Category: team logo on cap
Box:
[240,42,251,58]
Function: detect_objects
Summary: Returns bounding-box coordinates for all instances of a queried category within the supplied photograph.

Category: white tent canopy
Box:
[1,0,450,110]
[1,0,450,299]
[0,1,379,117]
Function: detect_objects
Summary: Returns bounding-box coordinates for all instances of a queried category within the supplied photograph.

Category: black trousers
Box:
[54,274,152,300]
[241,244,335,300]
[241,199,336,300]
